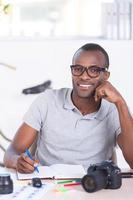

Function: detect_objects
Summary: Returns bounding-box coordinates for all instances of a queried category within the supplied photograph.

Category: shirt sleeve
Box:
[110,105,121,137]
[23,92,48,131]
[106,104,121,148]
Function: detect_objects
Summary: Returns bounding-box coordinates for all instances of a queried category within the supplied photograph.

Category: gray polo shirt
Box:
[23,88,121,170]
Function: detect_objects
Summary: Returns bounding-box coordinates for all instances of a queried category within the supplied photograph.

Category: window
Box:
[2,0,131,39]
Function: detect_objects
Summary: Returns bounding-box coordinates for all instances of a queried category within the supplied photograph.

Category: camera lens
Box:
[81,170,108,192]
[82,175,96,191]
[0,174,13,194]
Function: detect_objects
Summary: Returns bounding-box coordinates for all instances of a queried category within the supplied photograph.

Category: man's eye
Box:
[90,67,99,72]
[75,67,83,71]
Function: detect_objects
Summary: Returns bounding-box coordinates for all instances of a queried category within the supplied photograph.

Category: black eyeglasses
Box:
[70,65,107,78]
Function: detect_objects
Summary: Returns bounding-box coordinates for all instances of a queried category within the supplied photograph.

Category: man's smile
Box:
[77,83,94,90]
[78,84,93,88]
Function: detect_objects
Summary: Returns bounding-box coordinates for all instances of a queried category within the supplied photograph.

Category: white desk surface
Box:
[0,167,133,200]
[39,178,133,200]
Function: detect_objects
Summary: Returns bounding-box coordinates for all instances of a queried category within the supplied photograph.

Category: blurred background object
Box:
[1,0,133,40]
[0,62,16,70]
[0,61,15,166]
[0,131,11,167]
[22,80,51,94]
[0,0,12,15]
[101,0,132,40]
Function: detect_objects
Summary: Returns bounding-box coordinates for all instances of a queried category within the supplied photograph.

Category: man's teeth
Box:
[79,84,92,88]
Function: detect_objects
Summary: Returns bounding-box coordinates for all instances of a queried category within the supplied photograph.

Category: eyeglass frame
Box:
[70,64,108,78]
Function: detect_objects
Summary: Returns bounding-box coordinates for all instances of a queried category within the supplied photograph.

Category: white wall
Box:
[0,38,132,168]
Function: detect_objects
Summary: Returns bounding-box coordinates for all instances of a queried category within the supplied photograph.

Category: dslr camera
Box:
[81,160,122,193]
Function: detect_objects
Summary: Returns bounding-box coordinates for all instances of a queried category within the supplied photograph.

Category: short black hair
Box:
[73,43,109,68]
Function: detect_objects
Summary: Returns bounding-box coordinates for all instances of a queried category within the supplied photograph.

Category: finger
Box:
[23,155,39,170]
[17,155,35,173]
[94,93,98,102]
[101,90,108,98]
[32,157,40,164]
[17,162,29,173]
[17,162,34,173]
[17,161,35,173]
[95,89,107,101]
[21,153,34,165]
[94,88,102,101]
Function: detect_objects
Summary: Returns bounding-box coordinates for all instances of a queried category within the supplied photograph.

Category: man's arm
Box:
[116,100,133,168]
[4,122,38,173]
[95,81,133,168]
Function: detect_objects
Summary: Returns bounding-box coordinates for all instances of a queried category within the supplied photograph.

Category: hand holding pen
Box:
[16,149,39,174]
[25,149,39,173]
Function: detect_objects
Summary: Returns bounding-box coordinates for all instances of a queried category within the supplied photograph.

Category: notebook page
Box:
[17,166,54,180]
[50,164,86,179]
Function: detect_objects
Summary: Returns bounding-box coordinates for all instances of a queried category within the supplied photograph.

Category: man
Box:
[4,43,133,173]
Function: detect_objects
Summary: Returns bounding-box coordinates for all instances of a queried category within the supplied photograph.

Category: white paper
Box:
[17,164,86,180]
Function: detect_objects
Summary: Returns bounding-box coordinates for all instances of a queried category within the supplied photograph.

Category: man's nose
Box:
[80,69,91,79]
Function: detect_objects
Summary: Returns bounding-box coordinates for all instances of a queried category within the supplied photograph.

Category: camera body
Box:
[81,160,122,193]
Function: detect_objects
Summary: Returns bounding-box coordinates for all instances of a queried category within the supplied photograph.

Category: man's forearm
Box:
[3,145,20,169]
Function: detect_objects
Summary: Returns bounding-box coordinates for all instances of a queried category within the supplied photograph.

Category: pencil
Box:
[64,182,81,187]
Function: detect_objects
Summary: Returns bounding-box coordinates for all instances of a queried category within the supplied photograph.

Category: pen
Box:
[57,180,74,184]
[25,149,39,173]
[64,182,81,187]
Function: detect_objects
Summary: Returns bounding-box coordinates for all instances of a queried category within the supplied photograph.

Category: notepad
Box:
[17,164,86,180]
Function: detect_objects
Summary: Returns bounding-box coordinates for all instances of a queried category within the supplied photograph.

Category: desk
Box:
[39,178,133,200]
[0,168,133,200]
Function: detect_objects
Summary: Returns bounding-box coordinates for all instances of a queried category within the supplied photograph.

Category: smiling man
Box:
[4,43,133,173]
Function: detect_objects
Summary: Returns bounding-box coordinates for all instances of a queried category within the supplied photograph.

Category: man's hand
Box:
[94,81,124,105]
[16,153,38,173]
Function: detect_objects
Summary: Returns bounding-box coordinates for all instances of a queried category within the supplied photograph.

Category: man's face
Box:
[71,50,109,99]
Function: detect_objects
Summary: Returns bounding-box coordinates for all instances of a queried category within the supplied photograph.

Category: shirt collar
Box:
[63,88,75,110]
[63,89,111,120]
[81,100,110,120]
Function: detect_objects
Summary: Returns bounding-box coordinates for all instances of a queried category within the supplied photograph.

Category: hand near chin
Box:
[94,81,124,105]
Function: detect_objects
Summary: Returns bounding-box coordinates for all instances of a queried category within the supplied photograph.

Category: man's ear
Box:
[103,71,110,81]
